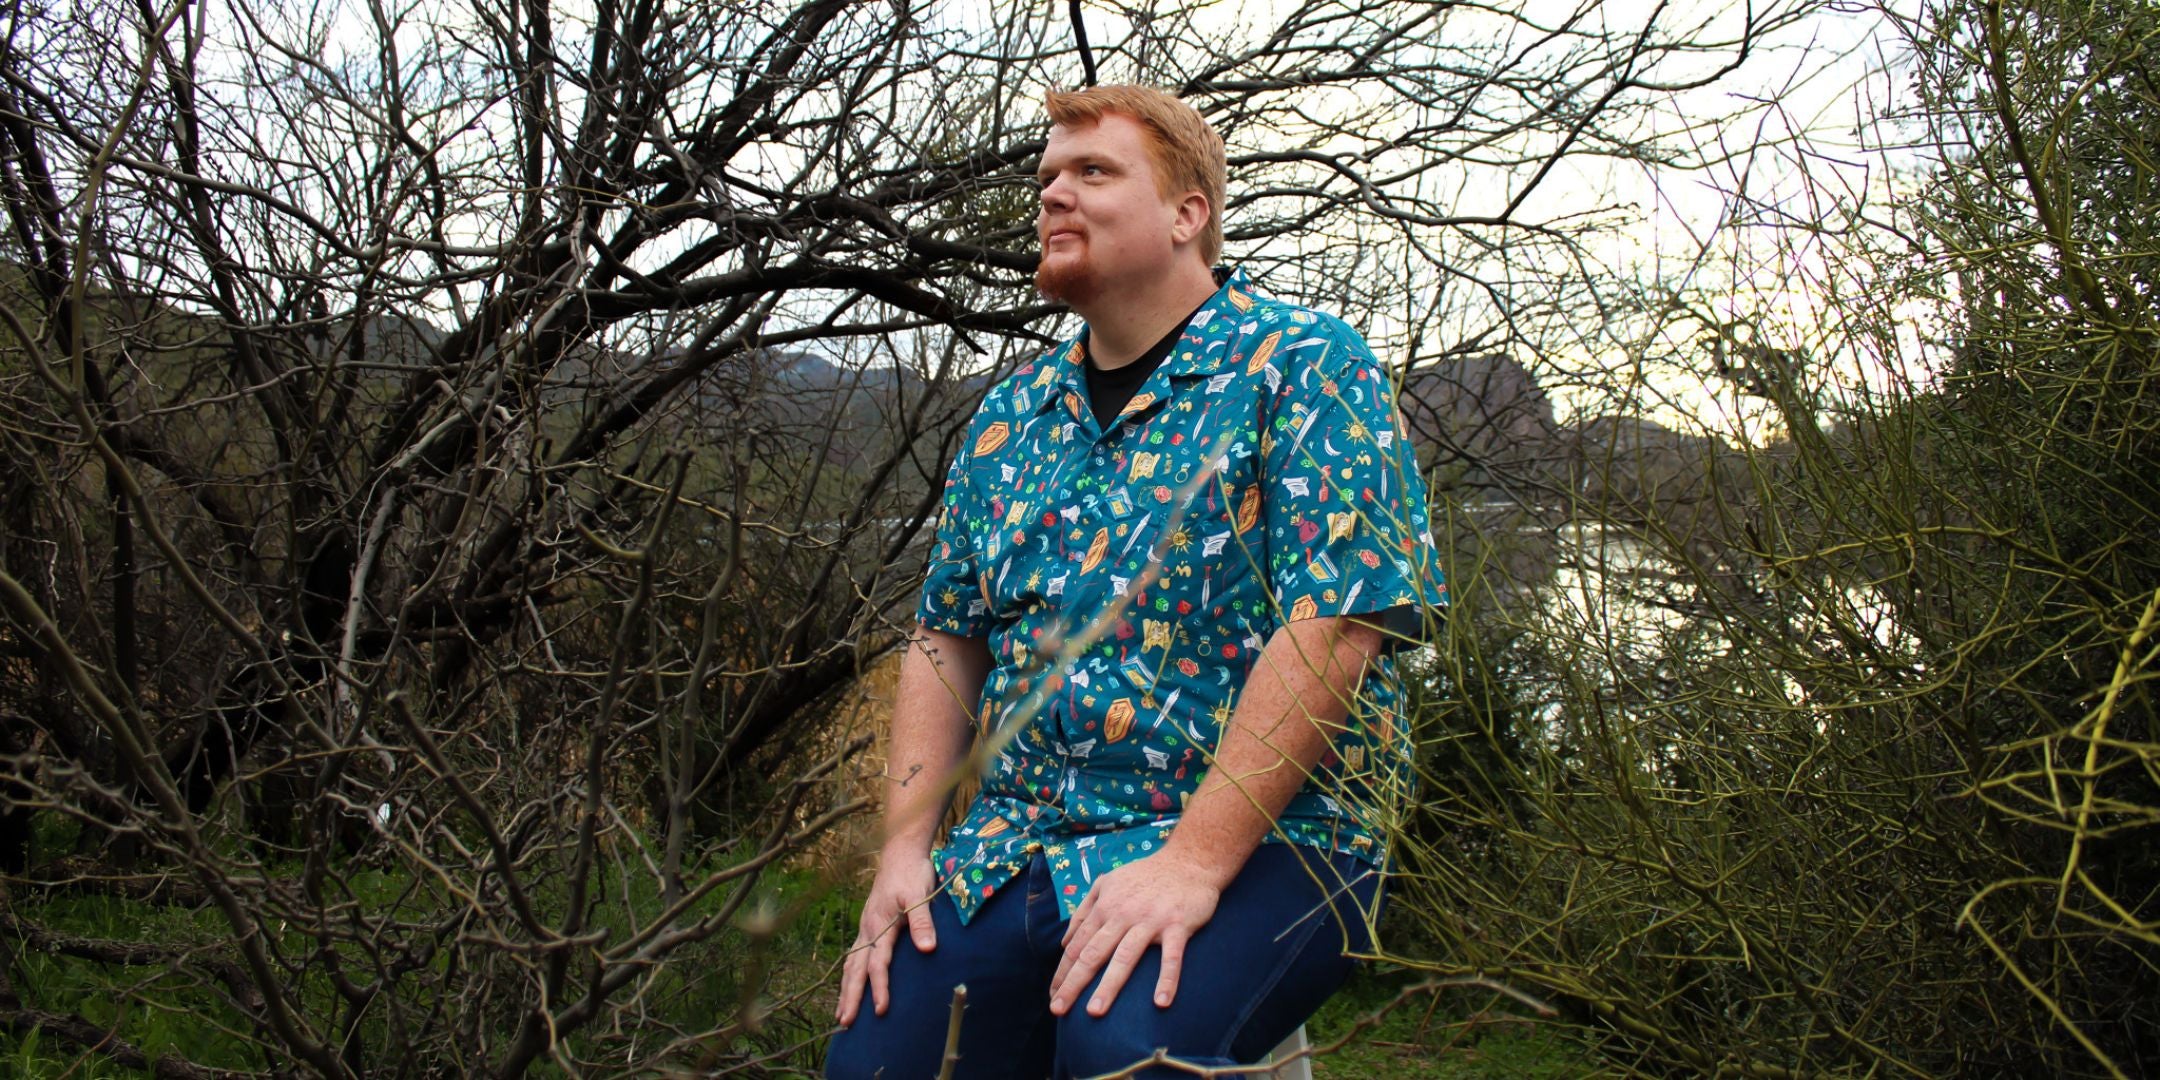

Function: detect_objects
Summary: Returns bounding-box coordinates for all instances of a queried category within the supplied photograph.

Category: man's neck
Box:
[1076,261,1221,370]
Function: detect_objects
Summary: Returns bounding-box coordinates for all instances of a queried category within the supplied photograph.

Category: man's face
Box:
[1034,114,1189,305]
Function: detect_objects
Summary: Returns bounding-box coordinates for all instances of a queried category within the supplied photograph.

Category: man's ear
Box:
[1171,191,1212,245]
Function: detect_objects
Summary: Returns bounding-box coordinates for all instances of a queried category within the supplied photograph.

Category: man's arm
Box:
[882,626,990,856]
[1049,615,1383,1017]
[835,625,989,1026]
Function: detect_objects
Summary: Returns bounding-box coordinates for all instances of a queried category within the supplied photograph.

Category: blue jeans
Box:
[825,843,1381,1079]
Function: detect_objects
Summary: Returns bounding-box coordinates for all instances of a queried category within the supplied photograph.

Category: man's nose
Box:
[1039,175,1075,213]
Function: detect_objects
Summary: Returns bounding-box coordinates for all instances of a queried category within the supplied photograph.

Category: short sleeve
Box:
[1258,318,1444,640]
[915,411,998,638]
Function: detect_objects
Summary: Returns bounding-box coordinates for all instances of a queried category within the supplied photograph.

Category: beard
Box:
[1034,245,1101,305]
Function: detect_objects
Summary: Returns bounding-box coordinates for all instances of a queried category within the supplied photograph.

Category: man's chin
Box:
[1034,257,1099,305]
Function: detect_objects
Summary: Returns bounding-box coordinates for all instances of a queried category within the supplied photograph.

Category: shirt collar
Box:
[1029,265,1262,413]
[1158,265,1260,378]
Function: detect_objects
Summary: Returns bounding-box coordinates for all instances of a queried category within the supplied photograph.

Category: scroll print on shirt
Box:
[916,267,1445,923]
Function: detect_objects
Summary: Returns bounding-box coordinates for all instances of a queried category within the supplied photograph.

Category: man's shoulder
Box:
[1235,297,1373,379]
[974,336,1082,413]
[1228,282,1365,347]
[1228,283,1315,328]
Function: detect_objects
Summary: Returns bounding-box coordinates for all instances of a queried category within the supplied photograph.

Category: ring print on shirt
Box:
[915,267,1446,923]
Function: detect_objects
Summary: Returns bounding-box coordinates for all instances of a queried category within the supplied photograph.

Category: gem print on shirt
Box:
[917,267,1447,922]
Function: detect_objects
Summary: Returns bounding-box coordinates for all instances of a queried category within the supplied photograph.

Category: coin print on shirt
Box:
[917,267,1446,923]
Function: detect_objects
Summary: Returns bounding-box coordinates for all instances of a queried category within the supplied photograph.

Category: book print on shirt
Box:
[916,267,1446,923]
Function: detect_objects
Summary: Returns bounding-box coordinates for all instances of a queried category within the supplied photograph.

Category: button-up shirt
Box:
[917,267,1444,923]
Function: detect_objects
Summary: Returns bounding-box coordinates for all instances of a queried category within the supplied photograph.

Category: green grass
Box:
[1,850,1593,1077]
[3,888,263,1076]
[0,844,861,1075]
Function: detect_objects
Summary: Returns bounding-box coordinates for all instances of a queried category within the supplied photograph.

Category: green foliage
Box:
[0,851,870,1076]
[1372,3,2160,1076]
[1305,969,1607,1079]
[2,899,259,1075]
[7,0,2156,1075]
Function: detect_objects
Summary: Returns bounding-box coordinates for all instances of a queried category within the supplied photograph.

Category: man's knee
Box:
[1057,1008,1239,1079]
[1060,1039,1240,1079]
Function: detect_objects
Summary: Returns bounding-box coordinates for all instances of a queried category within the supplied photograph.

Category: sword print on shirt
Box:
[915,266,1447,923]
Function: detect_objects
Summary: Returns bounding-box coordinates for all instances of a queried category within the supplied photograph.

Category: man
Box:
[827,85,1442,1079]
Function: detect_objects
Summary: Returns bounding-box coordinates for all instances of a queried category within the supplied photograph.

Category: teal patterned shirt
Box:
[917,267,1444,923]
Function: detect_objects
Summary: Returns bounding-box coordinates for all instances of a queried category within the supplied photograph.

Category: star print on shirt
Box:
[915,266,1446,923]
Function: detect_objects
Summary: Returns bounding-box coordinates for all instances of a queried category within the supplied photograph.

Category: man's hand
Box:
[835,854,940,1027]
[1050,852,1223,1017]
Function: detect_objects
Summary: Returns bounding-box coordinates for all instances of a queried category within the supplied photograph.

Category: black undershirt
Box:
[1083,297,1211,428]
[1080,285,1434,646]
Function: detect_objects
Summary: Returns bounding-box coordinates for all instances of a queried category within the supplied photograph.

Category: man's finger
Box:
[1049,935,1079,1010]
[907,897,937,952]
[1053,906,1106,994]
[1053,905,1101,990]
[869,934,894,1017]
[1051,924,1108,1014]
[1087,930,1154,1017]
[1153,926,1188,1008]
[837,942,867,1025]
[867,904,902,945]
[1051,925,1077,989]
[1055,919,1127,1014]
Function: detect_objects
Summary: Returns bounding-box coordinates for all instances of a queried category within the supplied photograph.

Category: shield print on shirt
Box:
[1088,481,1167,587]
[911,265,1447,927]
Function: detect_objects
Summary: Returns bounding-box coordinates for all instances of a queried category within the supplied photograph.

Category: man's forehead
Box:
[1045,117,1148,168]
[1047,113,1146,148]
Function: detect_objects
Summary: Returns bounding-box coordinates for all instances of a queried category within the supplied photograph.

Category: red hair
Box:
[1045,85,1227,263]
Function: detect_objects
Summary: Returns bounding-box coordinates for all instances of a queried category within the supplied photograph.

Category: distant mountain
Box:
[1555,412,1768,541]
[1398,352,1563,496]
[358,311,451,358]
[342,310,1744,529]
